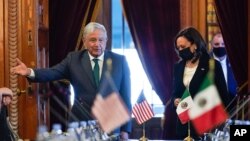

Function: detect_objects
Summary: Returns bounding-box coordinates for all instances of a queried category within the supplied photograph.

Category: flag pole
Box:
[184,121,193,141]
[139,122,148,141]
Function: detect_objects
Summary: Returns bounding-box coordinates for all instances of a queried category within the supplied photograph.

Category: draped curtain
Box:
[121,0,180,139]
[214,0,248,95]
[49,0,100,66]
[48,0,101,130]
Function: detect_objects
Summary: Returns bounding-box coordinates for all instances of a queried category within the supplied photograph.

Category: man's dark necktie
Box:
[93,58,100,87]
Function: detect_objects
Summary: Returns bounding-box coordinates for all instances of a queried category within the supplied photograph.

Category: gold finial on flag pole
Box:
[208,59,215,81]
[139,123,148,141]
[133,90,154,141]
[184,121,194,141]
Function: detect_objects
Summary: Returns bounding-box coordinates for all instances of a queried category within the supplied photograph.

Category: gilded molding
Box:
[8,0,19,133]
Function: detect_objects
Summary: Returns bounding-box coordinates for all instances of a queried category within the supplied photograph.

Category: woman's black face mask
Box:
[213,47,226,57]
[178,47,194,61]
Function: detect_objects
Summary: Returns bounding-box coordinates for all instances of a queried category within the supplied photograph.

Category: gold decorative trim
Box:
[8,0,19,133]
[75,0,102,51]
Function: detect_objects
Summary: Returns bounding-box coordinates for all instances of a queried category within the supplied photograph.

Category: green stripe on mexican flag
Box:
[176,89,194,124]
[188,75,228,135]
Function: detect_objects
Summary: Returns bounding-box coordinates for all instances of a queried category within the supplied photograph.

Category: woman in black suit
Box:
[172,27,230,140]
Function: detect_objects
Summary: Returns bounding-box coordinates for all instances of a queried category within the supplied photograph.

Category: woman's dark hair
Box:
[174,27,209,63]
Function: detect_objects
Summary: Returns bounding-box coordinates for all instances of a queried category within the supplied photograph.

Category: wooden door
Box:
[0,0,49,140]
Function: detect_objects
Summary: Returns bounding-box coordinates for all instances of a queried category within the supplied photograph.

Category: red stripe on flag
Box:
[132,100,154,124]
[178,110,189,124]
[191,104,228,135]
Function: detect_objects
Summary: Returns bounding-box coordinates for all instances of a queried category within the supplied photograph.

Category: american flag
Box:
[92,93,130,133]
[91,63,130,133]
[132,90,154,124]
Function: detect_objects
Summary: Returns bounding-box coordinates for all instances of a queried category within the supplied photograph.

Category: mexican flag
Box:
[176,89,194,124]
[188,75,228,135]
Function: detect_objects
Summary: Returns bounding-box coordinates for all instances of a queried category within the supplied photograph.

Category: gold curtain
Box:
[75,0,102,50]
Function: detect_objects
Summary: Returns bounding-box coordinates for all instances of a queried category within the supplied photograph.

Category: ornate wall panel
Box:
[206,0,220,50]
[3,0,40,139]
[180,0,206,40]
[0,0,4,85]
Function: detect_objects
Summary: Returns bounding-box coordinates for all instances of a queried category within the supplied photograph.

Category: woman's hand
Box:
[174,98,181,107]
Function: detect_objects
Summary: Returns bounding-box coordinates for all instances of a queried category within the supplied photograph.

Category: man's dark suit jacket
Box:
[172,53,231,139]
[225,58,237,97]
[216,57,238,116]
[30,49,132,134]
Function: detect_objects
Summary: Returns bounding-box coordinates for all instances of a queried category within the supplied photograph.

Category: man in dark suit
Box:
[11,22,131,140]
[210,33,238,114]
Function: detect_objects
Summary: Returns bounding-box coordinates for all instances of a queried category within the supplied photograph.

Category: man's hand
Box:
[120,131,129,140]
[10,58,31,76]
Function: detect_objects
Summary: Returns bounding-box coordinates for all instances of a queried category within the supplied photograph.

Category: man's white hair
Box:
[82,22,107,39]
